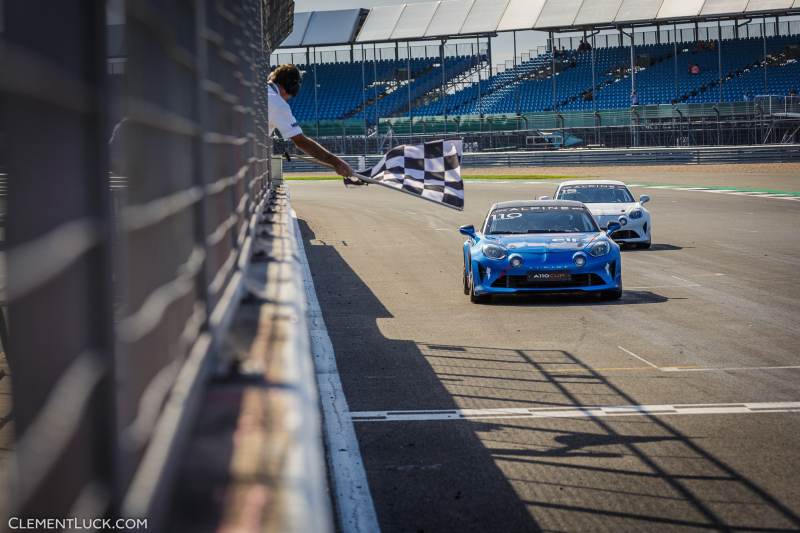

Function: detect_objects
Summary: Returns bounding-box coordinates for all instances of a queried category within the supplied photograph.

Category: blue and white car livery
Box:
[460,200,623,303]
[553,180,652,248]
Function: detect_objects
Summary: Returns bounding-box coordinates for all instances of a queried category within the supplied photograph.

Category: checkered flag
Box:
[355,140,464,211]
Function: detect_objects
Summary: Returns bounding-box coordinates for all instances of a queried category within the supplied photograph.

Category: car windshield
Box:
[485,206,599,235]
[557,184,634,203]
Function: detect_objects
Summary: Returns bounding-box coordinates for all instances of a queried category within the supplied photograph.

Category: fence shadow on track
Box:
[297,218,542,533]
[299,215,800,531]
[428,345,800,531]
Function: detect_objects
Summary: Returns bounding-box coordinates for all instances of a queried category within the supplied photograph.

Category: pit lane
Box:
[292,175,800,532]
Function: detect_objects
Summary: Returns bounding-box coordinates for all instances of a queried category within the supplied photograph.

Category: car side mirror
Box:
[459,224,476,237]
[640,195,650,204]
[538,196,551,200]
[606,221,622,235]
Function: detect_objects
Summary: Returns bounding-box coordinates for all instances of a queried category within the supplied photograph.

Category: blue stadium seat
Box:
[275,35,800,124]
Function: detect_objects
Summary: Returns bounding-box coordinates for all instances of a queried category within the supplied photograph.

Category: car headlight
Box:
[588,240,611,257]
[629,209,643,219]
[482,243,507,260]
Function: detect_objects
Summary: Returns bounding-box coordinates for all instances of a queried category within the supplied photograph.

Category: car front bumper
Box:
[598,216,650,243]
[472,255,621,296]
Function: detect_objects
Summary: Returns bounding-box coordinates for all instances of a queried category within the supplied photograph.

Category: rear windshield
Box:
[485,206,598,235]
[557,184,634,203]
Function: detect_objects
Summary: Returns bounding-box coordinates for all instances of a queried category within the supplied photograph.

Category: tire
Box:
[600,280,623,300]
[469,271,490,304]
[462,264,470,295]
[635,240,651,250]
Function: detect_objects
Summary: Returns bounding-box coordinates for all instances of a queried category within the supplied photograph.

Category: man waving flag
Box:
[353,139,464,211]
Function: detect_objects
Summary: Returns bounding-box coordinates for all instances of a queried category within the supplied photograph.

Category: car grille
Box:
[492,273,605,289]
[612,230,640,240]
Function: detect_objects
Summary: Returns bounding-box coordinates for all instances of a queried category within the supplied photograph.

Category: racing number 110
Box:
[491,212,522,220]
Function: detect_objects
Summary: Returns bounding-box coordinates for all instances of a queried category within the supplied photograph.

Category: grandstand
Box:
[270,0,800,148]
[289,54,485,123]
[435,34,800,115]
[277,30,800,123]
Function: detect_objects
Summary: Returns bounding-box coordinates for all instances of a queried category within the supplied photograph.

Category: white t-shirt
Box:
[268,82,303,139]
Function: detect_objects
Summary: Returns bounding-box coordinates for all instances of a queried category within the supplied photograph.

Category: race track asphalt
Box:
[292,177,800,533]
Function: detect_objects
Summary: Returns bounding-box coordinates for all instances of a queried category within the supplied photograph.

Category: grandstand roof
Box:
[282,8,366,47]
[278,0,800,48]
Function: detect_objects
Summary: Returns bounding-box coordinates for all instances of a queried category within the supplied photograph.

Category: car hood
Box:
[487,233,601,252]
[585,203,636,216]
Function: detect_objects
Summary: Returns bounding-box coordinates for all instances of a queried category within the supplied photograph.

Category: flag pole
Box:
[287,152,464,212]
[354,173,464,211]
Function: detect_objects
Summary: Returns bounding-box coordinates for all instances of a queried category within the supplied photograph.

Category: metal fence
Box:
[272,41,484,66]
[552,19,800,51]
[276,101,800,157]
[1,0,292,528]
[268,17,800,134]
[281,144,800,173]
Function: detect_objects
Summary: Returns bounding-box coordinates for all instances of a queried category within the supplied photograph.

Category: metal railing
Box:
[281,144,800,172]
[755,95,800,115]
[273,101,800,155]
[272,41,483,66]
[552,19,800,51]
[0,1,304,529]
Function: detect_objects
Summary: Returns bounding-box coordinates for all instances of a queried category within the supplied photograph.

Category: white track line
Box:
[617,346,661,370]
[618,346,800,374]
[350,401,800,422]
[475,182,800,202]
[631,184,800,202]
[670,274,699,286]
[661,365,800,373]
[293,210,381,533]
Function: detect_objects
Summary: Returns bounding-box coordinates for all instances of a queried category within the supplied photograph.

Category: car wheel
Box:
[636,240,651,249]
[462,264,470,295]
[469,271,490,304]
[601,281,623,300]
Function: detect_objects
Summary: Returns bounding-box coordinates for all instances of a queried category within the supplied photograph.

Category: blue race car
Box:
[460,200,623,303]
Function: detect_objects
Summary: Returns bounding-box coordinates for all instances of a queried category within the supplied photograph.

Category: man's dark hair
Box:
[270,64,302,97]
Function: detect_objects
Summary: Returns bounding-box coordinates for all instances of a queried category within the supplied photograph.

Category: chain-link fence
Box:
[1,0,291,528]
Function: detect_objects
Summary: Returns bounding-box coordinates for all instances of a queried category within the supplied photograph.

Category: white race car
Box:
[550,180,652,248]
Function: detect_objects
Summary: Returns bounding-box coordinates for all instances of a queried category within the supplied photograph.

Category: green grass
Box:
[633,182,800,196]
[462,174,580,181]
[285,175,344,181]
[285,173,581,181]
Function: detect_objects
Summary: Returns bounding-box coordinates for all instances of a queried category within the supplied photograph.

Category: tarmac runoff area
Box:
[291,165,800,533]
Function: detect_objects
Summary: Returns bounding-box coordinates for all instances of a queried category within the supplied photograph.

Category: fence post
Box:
[314,48,320,137]
[763,19,768,93]
[674,28,679,102]
[718,20,723,104]
[550,32,557,111]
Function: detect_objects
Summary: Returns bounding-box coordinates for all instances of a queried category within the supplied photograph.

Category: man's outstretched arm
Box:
[291,134,354,178]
